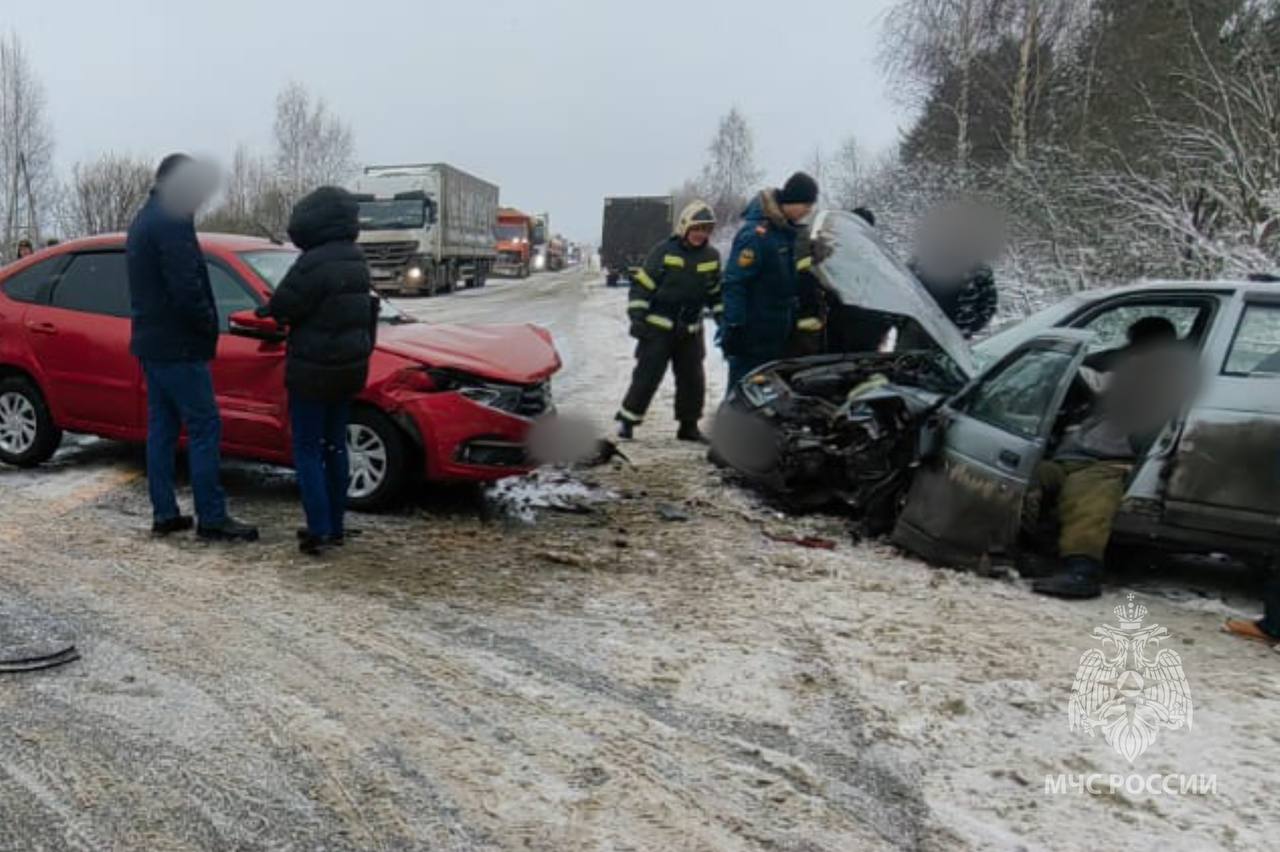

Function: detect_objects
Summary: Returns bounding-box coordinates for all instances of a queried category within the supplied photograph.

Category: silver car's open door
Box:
[893,331,1091,568]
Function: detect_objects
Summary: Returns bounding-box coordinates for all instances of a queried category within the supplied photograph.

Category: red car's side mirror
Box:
[227,309,285,343]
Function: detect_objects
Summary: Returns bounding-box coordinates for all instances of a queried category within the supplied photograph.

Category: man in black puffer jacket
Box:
[262,186,377,555]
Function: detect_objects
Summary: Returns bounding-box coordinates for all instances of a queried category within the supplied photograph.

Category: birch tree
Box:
[272,82,356,208]
[699,107,763,226]
[0,32,55,251]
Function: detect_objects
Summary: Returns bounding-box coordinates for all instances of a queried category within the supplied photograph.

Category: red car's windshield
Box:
[239,249,298,289]
[237,249,413,324]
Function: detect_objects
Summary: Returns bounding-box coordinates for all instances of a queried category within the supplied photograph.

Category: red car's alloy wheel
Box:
[0,391,37,456]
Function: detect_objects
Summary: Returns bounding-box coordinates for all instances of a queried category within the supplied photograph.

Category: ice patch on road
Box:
[485,468,616,524]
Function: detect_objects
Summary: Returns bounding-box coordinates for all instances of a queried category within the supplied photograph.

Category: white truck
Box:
[353,163,499,296]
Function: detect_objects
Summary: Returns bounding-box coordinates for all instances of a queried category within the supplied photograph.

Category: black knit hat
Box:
[778,171,819,205]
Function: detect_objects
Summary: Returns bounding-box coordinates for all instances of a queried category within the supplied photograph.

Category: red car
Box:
[0,234,561,510]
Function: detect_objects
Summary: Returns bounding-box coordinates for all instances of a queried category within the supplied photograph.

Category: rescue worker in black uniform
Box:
[615,200,722,442]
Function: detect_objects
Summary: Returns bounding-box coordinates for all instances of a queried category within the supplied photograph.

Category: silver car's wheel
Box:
[0,391,38,455]
[347,423,388,500]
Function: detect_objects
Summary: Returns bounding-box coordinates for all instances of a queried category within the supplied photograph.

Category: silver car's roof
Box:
[812,210,977,377]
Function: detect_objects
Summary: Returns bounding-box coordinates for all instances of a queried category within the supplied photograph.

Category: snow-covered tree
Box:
[699,107,763,227]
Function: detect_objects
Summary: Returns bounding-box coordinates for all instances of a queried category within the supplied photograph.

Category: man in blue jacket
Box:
[127,153,258,542]
[719,172,819,389]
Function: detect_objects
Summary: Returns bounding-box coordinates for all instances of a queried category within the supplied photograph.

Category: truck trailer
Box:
[353,163,499,296]
[600,196,673,287]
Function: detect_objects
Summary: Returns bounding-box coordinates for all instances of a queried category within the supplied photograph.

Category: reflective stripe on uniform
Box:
[645,314,675,330]
[627,299,650,311]
[796,256,814,272]
[796,317,824,332]
[633,268,657,290]
[618,408,644,423]
[712,304,724,314]
[663,255,686,268]
[696,260,719,273]
[687,323,702,334]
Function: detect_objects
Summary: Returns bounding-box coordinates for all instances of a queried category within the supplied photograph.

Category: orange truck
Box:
[494,208,533,278]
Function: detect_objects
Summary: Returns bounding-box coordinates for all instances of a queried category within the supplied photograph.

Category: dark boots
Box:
[617,416,707,443]
[195,517,260,542]
[677,421,708,444]
[1033,555,1103,599]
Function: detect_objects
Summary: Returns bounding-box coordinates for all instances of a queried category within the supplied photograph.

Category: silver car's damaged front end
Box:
[716,351,966,529]
[712,210,976,531]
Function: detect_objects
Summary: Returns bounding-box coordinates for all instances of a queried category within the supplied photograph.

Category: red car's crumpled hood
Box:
[376,322,561,384]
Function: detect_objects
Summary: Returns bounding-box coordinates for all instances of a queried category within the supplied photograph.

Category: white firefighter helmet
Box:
[676,200,716,238]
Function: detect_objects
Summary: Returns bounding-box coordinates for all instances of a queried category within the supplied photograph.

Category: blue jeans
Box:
[289,395,350,539]
[142,360,227,526]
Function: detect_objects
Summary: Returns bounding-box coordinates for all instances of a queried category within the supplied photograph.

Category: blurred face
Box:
[781,202,814,224]
[17,244,31,257]
[158,158,221,217]
[685,224,713,247]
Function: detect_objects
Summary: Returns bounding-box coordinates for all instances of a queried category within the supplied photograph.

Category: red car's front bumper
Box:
[392,390,545,482]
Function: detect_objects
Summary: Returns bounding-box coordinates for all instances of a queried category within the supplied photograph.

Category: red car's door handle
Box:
[25,321,57,335]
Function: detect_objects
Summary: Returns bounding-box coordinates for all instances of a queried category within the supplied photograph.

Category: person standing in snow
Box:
[127,154,259,543]
[260,187,378,555]
[615,200,722,443]
[719,172,819,389]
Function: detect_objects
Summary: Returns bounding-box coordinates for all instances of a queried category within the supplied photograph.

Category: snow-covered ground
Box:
[0,268,1274,851]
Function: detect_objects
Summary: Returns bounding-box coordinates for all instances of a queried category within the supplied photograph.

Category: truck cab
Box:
[494,208,533,278]
[529,213,565,273]
[353,163,498,296]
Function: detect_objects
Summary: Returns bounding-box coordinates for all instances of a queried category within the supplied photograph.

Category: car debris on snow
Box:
[484,468,616,523]
[656,504,691,522]
[0,600,80,674]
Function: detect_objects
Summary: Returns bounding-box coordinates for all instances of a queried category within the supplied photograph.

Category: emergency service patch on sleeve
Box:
[737,248,756,268]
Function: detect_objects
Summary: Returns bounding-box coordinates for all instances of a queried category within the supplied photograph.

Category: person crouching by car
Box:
[260,187,377,556]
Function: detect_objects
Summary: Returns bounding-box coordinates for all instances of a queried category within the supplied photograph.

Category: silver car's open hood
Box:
[812,210,976,378]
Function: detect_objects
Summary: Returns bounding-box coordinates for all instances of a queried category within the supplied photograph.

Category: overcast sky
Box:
[25,0,906,242]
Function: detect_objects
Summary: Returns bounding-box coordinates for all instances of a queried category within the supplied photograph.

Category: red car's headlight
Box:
[386,366,436,393]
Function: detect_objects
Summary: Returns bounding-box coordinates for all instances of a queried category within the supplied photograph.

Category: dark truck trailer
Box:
[600,196,673,287]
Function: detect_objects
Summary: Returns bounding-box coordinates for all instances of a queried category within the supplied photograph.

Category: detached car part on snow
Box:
[716,210,1280,569]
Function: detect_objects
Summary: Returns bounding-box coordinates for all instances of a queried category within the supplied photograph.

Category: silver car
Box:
[721,210,1280,568]
[895,273,1280,569]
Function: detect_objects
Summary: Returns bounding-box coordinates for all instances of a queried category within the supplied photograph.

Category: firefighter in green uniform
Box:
[615,201,722,442]
[788,224,825,357]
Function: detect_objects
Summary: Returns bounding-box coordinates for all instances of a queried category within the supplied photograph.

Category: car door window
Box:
[961,347,1078,438]
[207,263,262,332]
[51,253,131,317]
[1077,303,1203,353]
[2,255,69,304]
[1224,304,1280,375]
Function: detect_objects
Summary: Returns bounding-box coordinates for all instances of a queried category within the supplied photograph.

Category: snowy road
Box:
[0,269,1274,851]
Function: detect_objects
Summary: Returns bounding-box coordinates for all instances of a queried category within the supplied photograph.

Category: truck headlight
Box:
[406,266,424,281]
